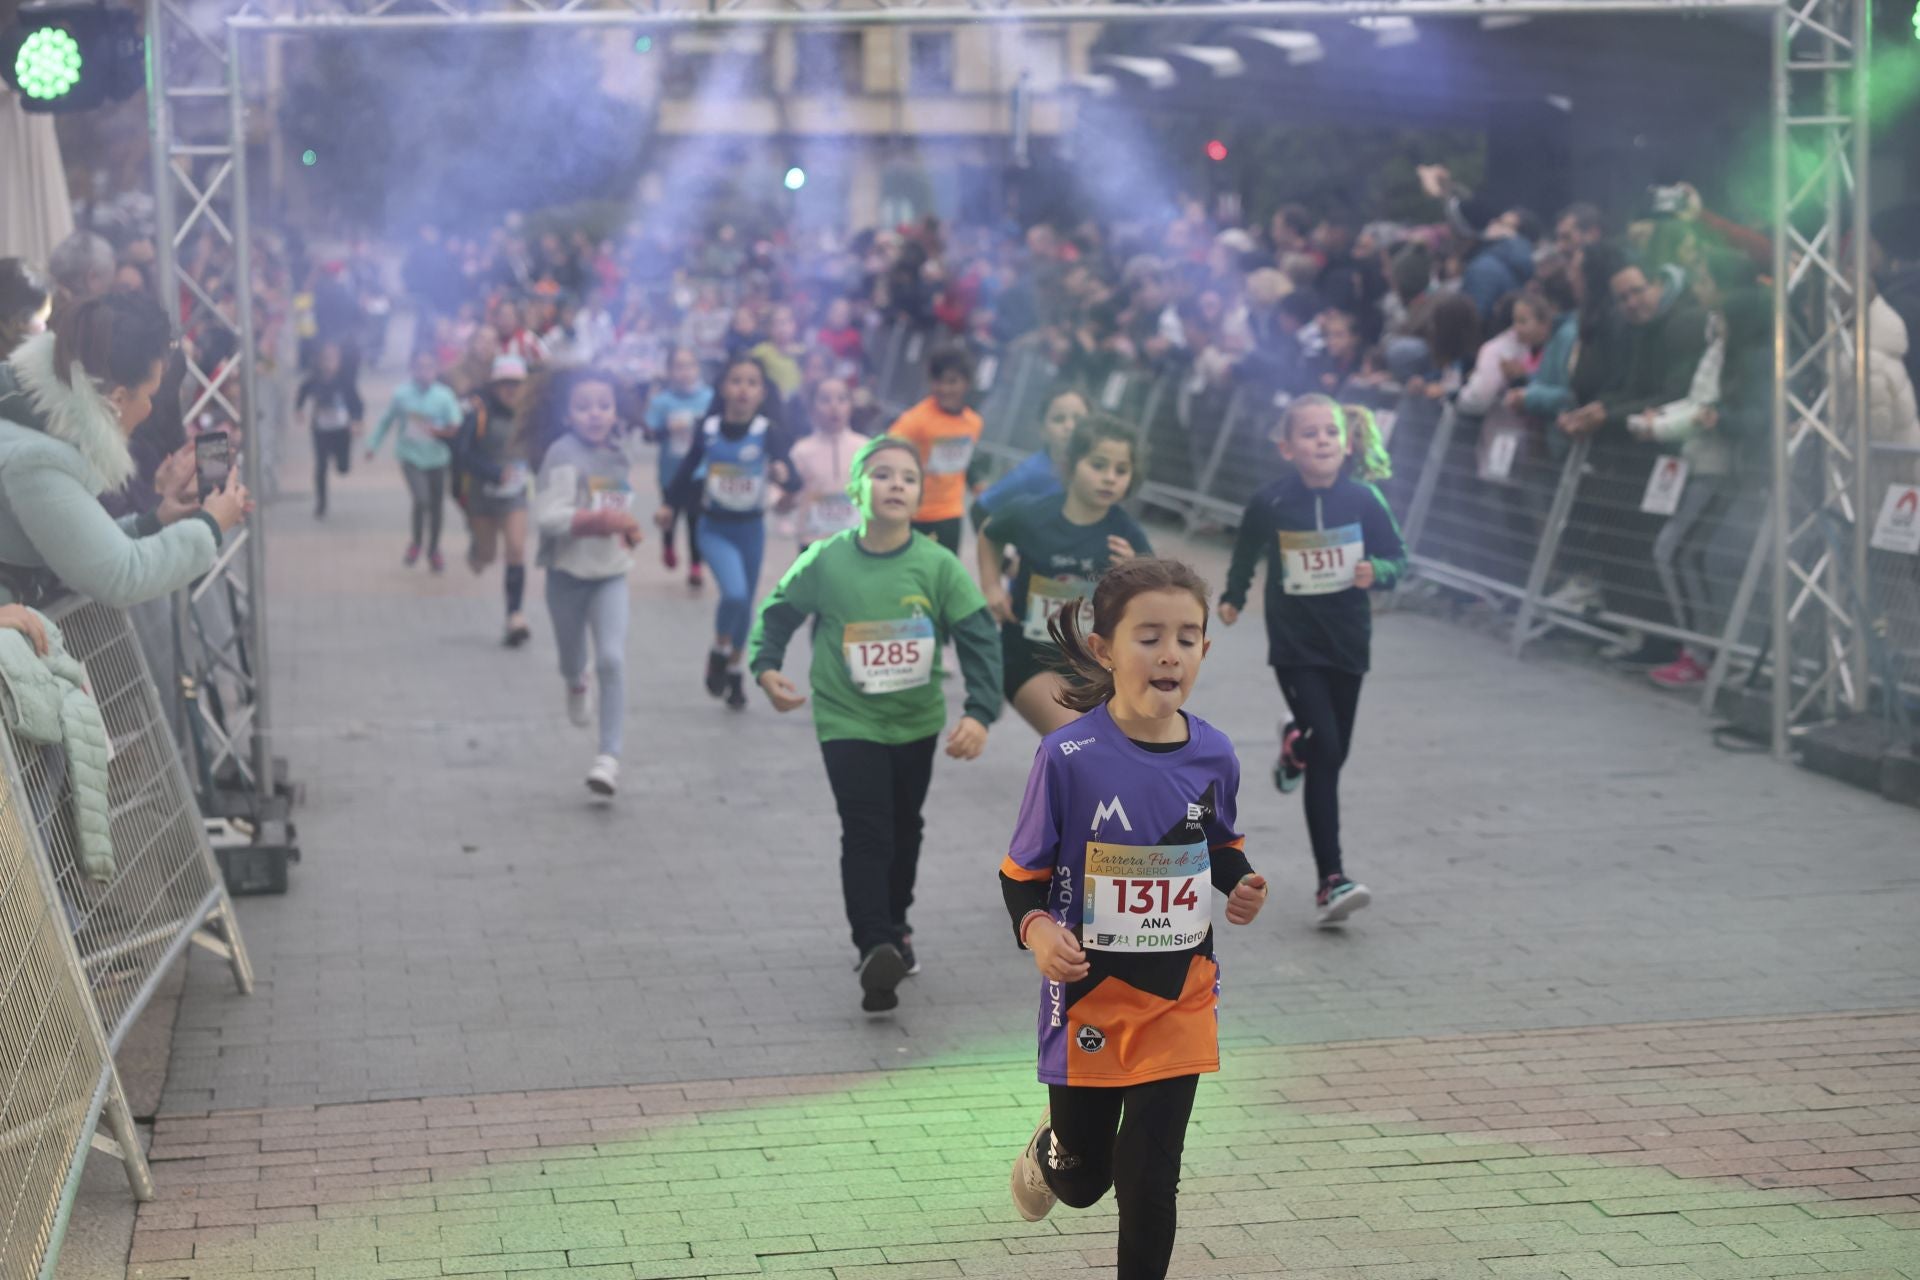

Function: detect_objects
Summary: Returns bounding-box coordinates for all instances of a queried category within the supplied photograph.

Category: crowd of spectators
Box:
[12,163,1920,686]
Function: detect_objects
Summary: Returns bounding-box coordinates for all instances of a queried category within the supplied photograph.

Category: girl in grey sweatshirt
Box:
[527,368,644,798]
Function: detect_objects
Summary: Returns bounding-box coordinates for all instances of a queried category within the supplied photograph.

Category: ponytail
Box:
[1047,557,1213,714]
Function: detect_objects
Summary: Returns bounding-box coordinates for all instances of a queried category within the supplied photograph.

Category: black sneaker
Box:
[704,649,729,698]
[856,943,908,1012]
[725,672,747,710]
[898,932,921,977]
[1272,720,1305,794]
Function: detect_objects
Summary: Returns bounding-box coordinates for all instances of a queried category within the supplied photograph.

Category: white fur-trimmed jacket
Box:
[0,332,220,607]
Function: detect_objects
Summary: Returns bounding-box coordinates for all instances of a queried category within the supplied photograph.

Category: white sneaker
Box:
[1543,574,1602,614]
[566,684,590,727]
[585,755,618,796]
[1009,1109,1059,1222]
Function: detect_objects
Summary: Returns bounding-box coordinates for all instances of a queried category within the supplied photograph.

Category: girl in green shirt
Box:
[748,435,1004,1015]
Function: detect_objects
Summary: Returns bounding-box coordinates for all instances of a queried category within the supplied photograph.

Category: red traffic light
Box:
[1205,139,1229,163]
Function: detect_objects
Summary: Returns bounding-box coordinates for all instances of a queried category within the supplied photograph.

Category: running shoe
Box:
[1315,875,1373,926]
[504,616,532,649]
[403,543,421,567]
[663,542,678,571]
[704,649,729,698]
[1272,720,1305,794]
[566,683,591,727]
[585,755,619,797]
[856,943,908,1013]
[898,932,921,977]
[429,551,446,574]
[725,671,748,711]
[687,564,704,590]
[1009,1110,1059,1222]
[1649,651,1708,688]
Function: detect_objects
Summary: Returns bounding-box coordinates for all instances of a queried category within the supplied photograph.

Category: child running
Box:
[644,345,710,587]
[453,354,533,646]
[785,376,866,551]
[655,354,798,709]
[1000,557,1268,1280]
[970,387,1089,529]
[527,367,643,797]
[366,348,464,571]
[295,340,363,519]
[977,414,1152,735]
[748,435,1003,1013]
[887,343,982,553]
[1217,394,1406,925]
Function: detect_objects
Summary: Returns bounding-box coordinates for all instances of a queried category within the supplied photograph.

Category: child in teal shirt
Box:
[367,349,463,571]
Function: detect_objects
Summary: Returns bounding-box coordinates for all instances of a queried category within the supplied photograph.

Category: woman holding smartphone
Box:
[0,293,251,609]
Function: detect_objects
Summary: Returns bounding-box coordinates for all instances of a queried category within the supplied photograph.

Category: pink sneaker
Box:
[1649,652,1707,688]
[403,543,421,567]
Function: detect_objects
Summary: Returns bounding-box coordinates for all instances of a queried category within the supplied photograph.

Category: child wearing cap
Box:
[455,353,534,645]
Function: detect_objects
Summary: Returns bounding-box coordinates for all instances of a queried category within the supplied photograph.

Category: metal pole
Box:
[1848,0,1871,711]
[228,23,274,805]
[1770,2,1792,760]
[225,0,1779,32]
[147,0,179,323]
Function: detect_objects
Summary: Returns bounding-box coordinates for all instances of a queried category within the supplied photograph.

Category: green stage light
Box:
[784,166,806,191]
[301,149,317,166]
[634,34,653,53]
[2,3,143,114]
[15,26,83,101]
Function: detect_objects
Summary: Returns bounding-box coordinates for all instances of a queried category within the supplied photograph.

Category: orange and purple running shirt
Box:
[999,703,1253,1087]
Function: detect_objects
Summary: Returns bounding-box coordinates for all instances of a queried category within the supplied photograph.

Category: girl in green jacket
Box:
[747,435,1004,1015]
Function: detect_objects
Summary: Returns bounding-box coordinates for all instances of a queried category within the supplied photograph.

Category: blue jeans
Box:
[698,514,766,654]
[546,570,629,758]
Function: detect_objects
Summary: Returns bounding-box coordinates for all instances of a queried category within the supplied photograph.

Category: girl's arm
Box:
[661,423,710,510]
[768,423,804,494]
[948,604,1005,729]
[1361,486,1409,590]
[974,524,1015,620]
[746,546,820,677]
[1220,497,1270,608]
[365,396,401,454]
[532,459,581,541]
[998,743,1064,946]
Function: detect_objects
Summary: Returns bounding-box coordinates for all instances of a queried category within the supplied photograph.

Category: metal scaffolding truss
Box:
[1768,0,1873,754]
[149,0,1870,762]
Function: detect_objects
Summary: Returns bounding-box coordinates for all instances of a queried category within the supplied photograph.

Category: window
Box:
[664,32,771,99]
[793,31,863,95]
[908,32,954,94]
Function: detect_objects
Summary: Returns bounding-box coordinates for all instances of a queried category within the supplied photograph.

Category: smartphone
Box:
[194,432,234,501]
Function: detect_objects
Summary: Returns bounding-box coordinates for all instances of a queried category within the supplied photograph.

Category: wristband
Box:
[1018,910,1050,949]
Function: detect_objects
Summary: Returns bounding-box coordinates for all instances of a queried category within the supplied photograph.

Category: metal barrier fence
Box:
[890,321,1917,742]
[0,736,127,1280]
[0,595,256,1254]
[10,598,256,1055]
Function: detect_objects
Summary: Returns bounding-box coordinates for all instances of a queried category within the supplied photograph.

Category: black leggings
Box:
[1044,1074,1199,1280]
[819,735,937,955]
[313,428,351,511]
[1274,665,1365,883]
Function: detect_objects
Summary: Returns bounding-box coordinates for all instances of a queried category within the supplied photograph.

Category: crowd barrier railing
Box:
[956,351,1920,743]
[0,734,128,1280]
[0,595,256,1238]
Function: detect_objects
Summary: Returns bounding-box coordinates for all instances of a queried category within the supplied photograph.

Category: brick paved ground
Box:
[131,409,1920,1277]
[130,1011,1920,1278]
